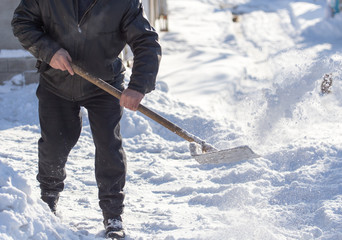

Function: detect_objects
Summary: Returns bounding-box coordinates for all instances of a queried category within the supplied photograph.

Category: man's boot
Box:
[41,192,59,214]
[103,215,125,239]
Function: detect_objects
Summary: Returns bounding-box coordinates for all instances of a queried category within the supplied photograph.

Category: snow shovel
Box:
[71,63,260,164]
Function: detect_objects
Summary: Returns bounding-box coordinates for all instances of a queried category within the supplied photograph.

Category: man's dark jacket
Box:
[12,0,161,100]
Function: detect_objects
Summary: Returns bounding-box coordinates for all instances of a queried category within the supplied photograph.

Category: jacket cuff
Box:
[41,43,61,64]
[127,84,150,95]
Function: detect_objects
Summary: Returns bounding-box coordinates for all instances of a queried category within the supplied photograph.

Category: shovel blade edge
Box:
[192,145,260,165]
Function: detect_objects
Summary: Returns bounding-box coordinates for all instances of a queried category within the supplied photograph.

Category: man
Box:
[11,0,161,238]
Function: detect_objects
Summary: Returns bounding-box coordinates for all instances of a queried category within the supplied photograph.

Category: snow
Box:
[1,0,342,239]
[0,49,32,58]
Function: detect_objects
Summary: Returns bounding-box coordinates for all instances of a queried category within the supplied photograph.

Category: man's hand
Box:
[120,88,144,111]
[49,48,74,75]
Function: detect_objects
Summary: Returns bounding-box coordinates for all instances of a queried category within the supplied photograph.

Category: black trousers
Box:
[36,84,126,218]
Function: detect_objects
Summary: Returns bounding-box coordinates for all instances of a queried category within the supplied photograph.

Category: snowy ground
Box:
[1,0,342,239]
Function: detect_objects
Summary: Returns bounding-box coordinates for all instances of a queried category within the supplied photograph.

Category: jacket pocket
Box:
[36,60,51,73]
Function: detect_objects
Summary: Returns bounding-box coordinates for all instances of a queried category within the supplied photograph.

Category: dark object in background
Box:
[321,73,333,95]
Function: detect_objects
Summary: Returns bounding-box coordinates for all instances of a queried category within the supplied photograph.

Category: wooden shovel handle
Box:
[71,63,215,152]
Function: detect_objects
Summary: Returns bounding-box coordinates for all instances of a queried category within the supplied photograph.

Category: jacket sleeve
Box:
[121,0,162,94]
[11,0,61,63]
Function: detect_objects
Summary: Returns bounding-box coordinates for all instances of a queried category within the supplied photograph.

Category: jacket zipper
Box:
[77,0,98,32]
[74,0,98,100]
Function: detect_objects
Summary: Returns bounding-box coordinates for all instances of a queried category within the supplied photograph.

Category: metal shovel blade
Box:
[192,145,260,164]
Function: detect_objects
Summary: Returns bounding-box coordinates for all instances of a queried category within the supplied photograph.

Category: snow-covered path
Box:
[1,0,342,239]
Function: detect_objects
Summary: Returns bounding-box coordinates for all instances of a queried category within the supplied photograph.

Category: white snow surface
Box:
[1,0,342,239]
[0,49,32,58]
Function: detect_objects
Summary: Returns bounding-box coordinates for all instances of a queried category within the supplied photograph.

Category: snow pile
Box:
[0,76,38,129]
[0,161,88,240]
[302,8,342,40]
